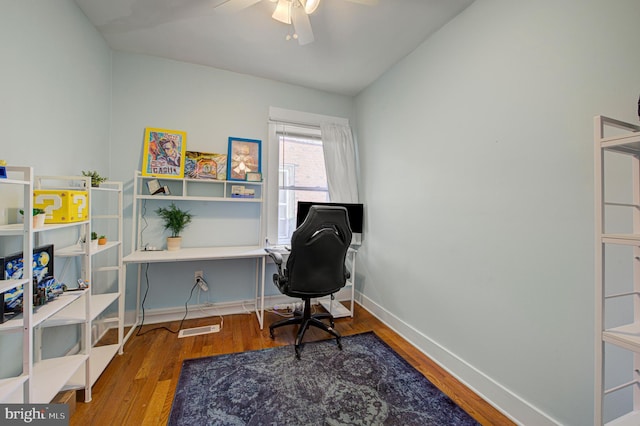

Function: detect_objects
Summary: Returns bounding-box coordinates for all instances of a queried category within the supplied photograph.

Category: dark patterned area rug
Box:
[169,332,479,425]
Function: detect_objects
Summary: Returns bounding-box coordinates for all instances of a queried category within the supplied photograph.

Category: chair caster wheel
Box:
[269,329,275,339]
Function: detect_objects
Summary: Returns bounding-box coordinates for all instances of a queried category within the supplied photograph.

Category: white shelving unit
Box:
[0,166,34,403]
[125,172,267,339]
[0,169,91,403]
[36,178,124,401]
[595,116,640,425]
[130,171,263,249]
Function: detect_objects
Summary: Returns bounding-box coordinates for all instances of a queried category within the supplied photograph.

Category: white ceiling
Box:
[74,0,474,96]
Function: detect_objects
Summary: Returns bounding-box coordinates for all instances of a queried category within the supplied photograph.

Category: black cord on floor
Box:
[136,263,199,336]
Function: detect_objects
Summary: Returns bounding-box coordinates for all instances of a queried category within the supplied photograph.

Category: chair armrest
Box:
[267,250,283,265]
[267,250,284,276]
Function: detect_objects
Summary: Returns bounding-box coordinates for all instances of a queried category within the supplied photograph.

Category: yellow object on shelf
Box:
[34,190,89,223]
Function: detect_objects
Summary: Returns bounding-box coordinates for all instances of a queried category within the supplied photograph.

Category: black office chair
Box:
[268,205,352,358]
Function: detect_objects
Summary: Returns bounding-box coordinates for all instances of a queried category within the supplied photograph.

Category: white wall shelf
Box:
[595,116,640,425]
[134,171,263,202]
[126,171,267,339]
[0,375,29,402]
[0,221,89,237]
[135,194,261,203]
[64,344,120,389]
[43,293,119,327]
[0,279,29,296]
[31,354,88,403]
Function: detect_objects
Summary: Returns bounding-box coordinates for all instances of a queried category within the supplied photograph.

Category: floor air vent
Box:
[178,324,220,338]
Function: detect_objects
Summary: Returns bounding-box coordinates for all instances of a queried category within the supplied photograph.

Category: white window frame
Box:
[266,107,349,246]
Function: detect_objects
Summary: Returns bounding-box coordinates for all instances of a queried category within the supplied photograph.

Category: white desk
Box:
[123,245,268,343]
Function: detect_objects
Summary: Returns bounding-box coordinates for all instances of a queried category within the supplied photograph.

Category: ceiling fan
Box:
[214,0,378,45]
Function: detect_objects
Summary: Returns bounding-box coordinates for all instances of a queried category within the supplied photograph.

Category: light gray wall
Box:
[355,1,640,424]
[4,0,640,422]
[0,0,111,376]
[109,52,355,308]
[0,0,111,176]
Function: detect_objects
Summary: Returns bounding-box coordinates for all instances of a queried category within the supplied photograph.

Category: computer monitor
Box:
[296,201,364,234]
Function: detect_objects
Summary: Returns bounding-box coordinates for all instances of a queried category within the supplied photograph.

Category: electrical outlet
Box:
[195,270,208,291]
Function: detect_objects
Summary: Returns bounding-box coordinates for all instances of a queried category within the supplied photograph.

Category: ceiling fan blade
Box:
[214,0,262,14]
[291,4,314,45]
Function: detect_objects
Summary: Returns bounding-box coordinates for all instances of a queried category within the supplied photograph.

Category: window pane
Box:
[277,131,329,243]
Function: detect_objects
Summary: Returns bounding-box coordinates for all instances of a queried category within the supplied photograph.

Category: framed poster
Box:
[227,137,261,181]
[141,128,187,179]
[185,151,227,180]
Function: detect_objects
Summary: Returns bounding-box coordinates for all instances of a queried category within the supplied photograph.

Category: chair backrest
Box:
[284,205,353,298]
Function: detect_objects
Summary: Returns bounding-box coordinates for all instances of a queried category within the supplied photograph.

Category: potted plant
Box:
[20,208,46,228]
[79,231,98,250]
[98,235,107,245]
[155,203,193,251]
[81,170,108,187]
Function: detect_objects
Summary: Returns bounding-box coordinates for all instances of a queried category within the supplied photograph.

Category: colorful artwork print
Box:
[185,151,228,180]
[142,128,187,178]
[4,249,52,283]
[3,245,55,312]
[227,137,261,181]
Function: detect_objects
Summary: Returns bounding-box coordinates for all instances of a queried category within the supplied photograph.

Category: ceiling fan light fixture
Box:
[303,0,320,14]
[272,0,292,24]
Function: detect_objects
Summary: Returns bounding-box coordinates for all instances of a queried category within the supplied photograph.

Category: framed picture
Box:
[185,151,227,180]
[227,137,261,181]
[141,127,187,179]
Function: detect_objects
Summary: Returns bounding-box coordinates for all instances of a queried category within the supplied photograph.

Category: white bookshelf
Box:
[0,166,34,403]
[594,116,640,425]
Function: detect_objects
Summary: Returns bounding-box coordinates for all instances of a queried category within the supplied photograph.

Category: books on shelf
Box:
[230,185,255,198]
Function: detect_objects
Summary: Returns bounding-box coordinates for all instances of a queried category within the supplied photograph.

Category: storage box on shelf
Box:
[33,189,89,223]
[595,116,640,425]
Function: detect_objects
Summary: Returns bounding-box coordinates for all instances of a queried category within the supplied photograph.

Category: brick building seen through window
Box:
[278,131,328,243]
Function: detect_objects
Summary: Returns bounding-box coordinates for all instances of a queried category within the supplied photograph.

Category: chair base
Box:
[270,298,342,359]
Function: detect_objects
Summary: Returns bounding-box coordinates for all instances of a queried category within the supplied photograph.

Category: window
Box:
[277,126,328,243]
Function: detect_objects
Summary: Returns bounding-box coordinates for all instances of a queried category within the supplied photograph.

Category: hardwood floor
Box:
[71,303,514,425]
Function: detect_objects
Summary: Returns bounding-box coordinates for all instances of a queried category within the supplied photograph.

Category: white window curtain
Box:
[320,122,359,203]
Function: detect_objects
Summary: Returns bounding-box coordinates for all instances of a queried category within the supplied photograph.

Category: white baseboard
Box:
[126,289,354,327]
[355,292,560,426]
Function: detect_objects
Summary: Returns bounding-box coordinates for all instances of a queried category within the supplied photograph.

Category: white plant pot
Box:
[167,236,182,251]
[33,214,46,228]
